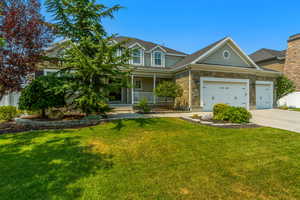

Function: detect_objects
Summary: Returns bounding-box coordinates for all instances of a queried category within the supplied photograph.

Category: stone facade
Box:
[285,34,300,91]
[175,71,189,109]
[174,70,277,111]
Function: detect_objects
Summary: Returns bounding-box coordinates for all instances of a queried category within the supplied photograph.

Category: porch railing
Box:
[133,91,173,104]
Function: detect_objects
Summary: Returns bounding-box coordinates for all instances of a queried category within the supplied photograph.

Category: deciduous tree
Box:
[0,0,53,100]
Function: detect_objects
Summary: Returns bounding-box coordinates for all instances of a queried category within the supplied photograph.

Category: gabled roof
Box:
[172,37,226,68]
[172,37,260,69]
[249,48,286,63]
[113,36,187,56]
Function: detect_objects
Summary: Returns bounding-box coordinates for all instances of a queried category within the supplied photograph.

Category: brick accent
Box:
[285,34,300,91]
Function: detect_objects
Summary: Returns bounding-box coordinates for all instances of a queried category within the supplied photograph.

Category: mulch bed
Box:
[20,114,85,121]
[184,117,261,129]
[0,119,102,135]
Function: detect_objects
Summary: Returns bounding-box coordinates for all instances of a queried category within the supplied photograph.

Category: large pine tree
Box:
[45,0,132,115]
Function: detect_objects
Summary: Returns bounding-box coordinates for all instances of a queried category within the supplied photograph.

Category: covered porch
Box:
[109,73,173,105]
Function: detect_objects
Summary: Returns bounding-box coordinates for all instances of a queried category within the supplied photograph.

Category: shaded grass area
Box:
[1,118,300,199]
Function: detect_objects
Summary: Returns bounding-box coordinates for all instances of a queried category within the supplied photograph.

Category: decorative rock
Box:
[201,113,213,121]
[48,110,64,120]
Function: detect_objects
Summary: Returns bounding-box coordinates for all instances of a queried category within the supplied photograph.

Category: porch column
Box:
[153,74,157,104]
[188,69,192,110]
[131,74,134,105]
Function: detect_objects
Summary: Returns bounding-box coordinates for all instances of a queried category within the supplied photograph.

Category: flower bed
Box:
[181,116,260,129]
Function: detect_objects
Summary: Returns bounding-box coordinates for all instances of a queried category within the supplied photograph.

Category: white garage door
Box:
[256,81,273,109]
[201,78,249,111]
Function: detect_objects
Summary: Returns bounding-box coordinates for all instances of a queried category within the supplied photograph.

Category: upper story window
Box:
[131,49,143,65]
[152,51,164,67]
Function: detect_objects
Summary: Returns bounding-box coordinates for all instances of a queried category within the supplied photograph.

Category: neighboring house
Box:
[0,36,280,111]
[250,33,300,107]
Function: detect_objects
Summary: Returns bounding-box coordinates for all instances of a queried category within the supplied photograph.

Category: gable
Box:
[198,43,253,68]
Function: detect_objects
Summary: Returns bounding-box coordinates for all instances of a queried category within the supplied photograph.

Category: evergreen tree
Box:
[45,0,132,115]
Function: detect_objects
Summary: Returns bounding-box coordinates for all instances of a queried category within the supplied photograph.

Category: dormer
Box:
[128,42,145,66]
[150,46,166,67]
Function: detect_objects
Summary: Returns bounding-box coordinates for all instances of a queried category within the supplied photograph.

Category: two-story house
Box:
[0,36,280,111]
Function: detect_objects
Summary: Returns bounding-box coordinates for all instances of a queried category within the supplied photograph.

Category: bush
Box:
[154,81,183,108]
[213,104,252,123]
[0,106,18,121]
[277,76,296,99]
[278,105,289,110]
[191,114,200,119]
[223,107,252,123]
[19,75,66,117]
[213,103,230,120]
[137,98,151,113]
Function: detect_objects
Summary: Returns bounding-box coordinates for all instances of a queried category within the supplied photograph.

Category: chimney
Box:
[285,33,300,91]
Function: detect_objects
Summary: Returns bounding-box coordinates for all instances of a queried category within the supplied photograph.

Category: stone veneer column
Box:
[285,33,300,91]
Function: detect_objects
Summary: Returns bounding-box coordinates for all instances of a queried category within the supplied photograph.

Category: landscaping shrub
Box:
[137,98,151,113]
[191,114,200,119]
[276,76,296,99]
[223,107,252,123]
[278,105,289,110]
[19,75,66,118]
[0,106,18,121]
[213,104,252,123]
[213,103,230,119]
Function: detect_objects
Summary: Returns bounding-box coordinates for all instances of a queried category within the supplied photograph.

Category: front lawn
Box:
[1,118,300,199]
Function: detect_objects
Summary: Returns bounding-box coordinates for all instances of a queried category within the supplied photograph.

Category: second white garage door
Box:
[256,81,273,109]
[201,77,249,111]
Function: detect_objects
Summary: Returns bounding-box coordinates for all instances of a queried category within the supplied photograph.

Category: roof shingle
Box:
[113,36,187,56]
[249,48,286,63]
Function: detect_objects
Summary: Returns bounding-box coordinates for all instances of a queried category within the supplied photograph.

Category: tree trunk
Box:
[41,109,46,118]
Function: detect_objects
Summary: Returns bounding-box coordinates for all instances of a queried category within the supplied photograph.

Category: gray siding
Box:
[200,44,252,68]
[143,52,184,67]
[166,55,184,67]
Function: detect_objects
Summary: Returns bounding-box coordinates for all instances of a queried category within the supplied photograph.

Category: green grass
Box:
[289,108,300,112]
[1,118,300,200]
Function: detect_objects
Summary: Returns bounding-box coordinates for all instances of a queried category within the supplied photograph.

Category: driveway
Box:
[251,109,300,133]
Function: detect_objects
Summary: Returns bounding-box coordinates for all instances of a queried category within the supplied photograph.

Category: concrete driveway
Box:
[251,109,300,133]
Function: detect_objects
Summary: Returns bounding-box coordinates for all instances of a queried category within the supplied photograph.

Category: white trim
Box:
[255,81,274,109]
[188,70,192,109]
[165,53,186,57]
[131,75,134,105]
[191,37,229,64]
[200,77,250,110]
[227,38,261,70]
[190,37,261,70]
[147,45,167,53]
[43,69,59,75]
[151,50,165,67]
[153,74,157,104]
[130,48,145,66]
[128,42,146,50]
[226,42,252,68]
[133,79,143,90]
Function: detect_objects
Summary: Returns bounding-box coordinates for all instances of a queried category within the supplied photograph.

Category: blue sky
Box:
[41,0,300,54]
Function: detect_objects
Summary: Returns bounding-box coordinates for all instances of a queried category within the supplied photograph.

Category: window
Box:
[132,49,142,65]
[44,69,59,76]
[223,50,231,59]
[134,80,142,89]
[154,51,162,66]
